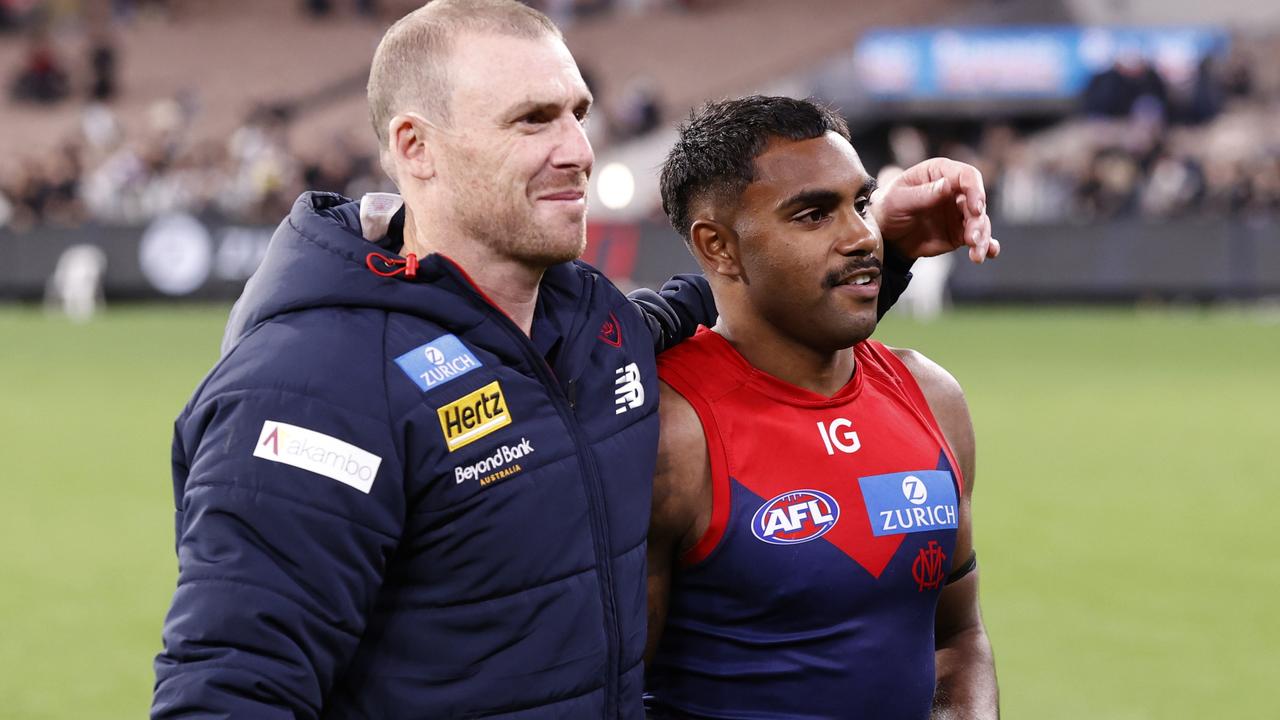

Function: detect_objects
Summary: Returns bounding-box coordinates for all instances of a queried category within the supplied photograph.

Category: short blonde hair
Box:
[367,0,562,149]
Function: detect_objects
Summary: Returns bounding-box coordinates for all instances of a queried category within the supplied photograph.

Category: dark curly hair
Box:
[659,95,850,243]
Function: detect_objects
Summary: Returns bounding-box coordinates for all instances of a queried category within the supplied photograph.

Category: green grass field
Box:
[1,303,1277,718]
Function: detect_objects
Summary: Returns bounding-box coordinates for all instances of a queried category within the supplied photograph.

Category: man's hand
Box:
[872,158,1001,264]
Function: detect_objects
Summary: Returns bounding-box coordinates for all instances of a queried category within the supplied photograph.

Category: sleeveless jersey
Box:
[647,328,963,720]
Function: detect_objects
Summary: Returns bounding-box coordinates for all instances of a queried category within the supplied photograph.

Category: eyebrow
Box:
[776,176,878,213]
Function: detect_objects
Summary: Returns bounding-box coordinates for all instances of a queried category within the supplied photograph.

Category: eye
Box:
[854,194,872,218]
[794,207,829,224]
[574,105,591,124]
[517,109,554,126]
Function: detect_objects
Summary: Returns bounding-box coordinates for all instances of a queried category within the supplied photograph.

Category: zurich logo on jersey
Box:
[858,470,958,537]
[751,489,840,545]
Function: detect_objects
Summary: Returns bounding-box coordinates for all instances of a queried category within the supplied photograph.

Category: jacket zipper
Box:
[438,266,622,718]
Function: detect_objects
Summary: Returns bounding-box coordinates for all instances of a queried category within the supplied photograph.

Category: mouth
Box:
[829,266,881,299]
[537,189,586,203]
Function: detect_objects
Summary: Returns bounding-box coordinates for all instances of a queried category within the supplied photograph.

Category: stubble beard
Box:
[450,169,587,269]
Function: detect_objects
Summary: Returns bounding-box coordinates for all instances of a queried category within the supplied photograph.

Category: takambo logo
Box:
[438,381,512,451]
[253,420,382,494]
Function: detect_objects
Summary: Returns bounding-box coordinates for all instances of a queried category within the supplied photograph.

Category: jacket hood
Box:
[220,192,597,356]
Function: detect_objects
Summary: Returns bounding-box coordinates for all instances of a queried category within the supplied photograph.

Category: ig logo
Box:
[817,418,860,455]
[902,475,928,505]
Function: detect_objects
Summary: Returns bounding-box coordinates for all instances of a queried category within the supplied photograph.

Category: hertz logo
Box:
[438,381,512,451]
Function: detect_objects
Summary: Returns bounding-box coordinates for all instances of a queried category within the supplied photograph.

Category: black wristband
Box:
[882,242,916,276]
[945,551,977,585]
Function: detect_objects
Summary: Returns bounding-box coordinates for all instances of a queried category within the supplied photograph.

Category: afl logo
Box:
[751,489,840,545]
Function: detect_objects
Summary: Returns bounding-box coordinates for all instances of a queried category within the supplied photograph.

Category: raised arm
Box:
[892,348,999,720]
[631,157,998,355]
[645,381,712,663]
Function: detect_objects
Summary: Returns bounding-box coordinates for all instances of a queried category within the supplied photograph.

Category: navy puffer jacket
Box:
[152,193,713,719]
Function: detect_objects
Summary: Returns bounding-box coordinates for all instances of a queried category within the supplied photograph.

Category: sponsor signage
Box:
[858,470,958,537]
[751,489,841,545]
[253,420,382,493]
[855,26,1229,101]
[395,334,483,392]
[454,437,534,487]
[438,381,512,452]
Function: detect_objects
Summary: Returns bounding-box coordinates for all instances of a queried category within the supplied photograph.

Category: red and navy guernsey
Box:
[647,328,963,720]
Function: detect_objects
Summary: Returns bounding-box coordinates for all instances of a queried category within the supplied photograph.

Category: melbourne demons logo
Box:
[751,489,840,545]
[912,540,947,591]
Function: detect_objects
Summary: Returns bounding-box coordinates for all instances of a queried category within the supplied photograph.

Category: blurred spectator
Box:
[995,142,1073,223]
[303,0,378,18]
[1077,149,1141,220]
[111,0,174,23]
[0,0,42,32]
[888,126,929,169]
[1140,153,1204,218]
[88,30,118,101]
[11,30,70,103]
[1203,158,1252,214]
[1243,155,1280,213]
[1176,56,1223,125]
[1082,54,1167,121]
[608,77,662,140]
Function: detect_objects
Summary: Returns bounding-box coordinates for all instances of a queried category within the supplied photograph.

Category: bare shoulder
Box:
[885,346,966,415]
[657,381,707,467]
[885,346,975,485]
[652,380,712,553]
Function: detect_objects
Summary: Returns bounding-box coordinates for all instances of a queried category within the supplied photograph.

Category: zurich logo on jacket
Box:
[152,192,714,719]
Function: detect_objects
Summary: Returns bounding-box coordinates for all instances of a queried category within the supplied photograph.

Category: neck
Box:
[712,313,855,397]
[402,205,543,335]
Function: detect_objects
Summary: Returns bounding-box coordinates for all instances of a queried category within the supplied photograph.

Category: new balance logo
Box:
[614,362,645,415]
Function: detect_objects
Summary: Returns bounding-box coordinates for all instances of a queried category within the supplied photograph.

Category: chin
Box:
[831,315,879,350]
[517,225,587,266]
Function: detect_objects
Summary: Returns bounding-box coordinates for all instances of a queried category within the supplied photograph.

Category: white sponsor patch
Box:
[253,420,382,493]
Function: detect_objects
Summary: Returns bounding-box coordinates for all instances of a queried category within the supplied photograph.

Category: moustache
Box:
[823,256,882,289]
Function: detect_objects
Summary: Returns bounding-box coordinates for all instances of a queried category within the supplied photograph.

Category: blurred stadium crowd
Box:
[2,0,1279,232]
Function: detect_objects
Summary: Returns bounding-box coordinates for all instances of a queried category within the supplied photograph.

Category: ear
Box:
[387,113,436,181]
[689,219,744,281]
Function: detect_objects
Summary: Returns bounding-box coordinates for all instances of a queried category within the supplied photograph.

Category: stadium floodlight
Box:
[597,162,635,210]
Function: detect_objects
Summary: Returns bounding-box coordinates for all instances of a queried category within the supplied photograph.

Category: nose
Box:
[834,207,880,257]
[550,115,594,176]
